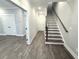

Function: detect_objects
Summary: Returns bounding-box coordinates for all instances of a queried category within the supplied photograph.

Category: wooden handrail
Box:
[57,16,68,32]
[45,16,48,41]
[53,9,68,33]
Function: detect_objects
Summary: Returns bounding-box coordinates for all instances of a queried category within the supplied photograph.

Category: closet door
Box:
[1,14,16,35]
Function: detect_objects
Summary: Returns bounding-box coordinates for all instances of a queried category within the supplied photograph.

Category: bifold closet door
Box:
[1,14,16,35]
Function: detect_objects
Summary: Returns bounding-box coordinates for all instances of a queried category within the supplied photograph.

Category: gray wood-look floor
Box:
[0,32,73,59]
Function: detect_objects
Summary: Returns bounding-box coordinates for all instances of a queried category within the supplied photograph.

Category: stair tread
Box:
[47,21,56,24]
[48,30,60,32]
[48,31,60,33]
[47,36,62,38]
[46,40,64,43]
[47,22,56,23]
[45,32,60,34]
[48,27,58,29]
[48,26,58,28]
[45,30,60,32]
[48,29,59,30]
[48,23,57,24]
[48,32,60,35]
[47,38,62,40]
[47,24,57,26]
[48,25,57,26]
[47,34,61,36]
[45,37,62,40]
[45,34,61,37]
[45,42,64,45]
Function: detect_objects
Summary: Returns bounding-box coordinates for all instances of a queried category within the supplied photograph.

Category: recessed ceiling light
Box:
[38,7,41,10]
[0,8,5,13]
[58,2,65,5]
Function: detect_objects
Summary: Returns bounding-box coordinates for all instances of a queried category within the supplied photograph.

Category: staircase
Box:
[45,15,64,45]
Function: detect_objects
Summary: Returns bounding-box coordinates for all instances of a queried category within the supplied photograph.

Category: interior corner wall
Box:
[27,6,47,44]
[34,8,47,31]
[53,0,78,57]
[16,9,26,35]
[27,8,38,44]
[10,0,47,44]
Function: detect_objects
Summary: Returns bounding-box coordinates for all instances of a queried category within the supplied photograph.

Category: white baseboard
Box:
[64,44,78,59]
[0,34,6,36]
[26,31,38,45]
[16,34,25,36]
[27,37,36,45]
[26,41,31,45]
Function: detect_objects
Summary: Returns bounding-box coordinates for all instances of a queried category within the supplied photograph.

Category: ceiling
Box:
[28,0,52,8]
[0,0,66,10]
[0,0,18,9]
[28,0,66,8]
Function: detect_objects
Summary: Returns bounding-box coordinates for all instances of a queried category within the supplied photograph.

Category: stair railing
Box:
[52,8,68,33]
[45,16,48,41]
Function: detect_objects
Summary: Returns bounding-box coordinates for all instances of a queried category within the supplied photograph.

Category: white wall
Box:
[37,15,46,31]
[27,7,47,44]
[16,9,26,35]
[0,7,26,36]
[11,0,37,44]
[53,0,78,58]
[33,8,47,31]
[27,8,38,44]
[10,0,47,44]
[0,8,17,35]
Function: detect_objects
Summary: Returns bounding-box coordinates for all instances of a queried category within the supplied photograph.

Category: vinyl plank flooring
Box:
[0,32,74,59]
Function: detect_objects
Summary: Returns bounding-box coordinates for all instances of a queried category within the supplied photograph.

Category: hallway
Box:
[0,0,78,59]
[0,32,73,59]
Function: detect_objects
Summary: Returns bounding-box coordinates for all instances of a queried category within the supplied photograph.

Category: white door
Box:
[0,14,16,35]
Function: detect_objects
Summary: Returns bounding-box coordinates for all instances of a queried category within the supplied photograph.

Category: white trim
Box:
[0,34,20,36]
[26,38,33,45]
[16,34,25,36]
[0,34,6,36]
[64,43,78,59]
[26,31,38,45]
[26,41,31,45]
